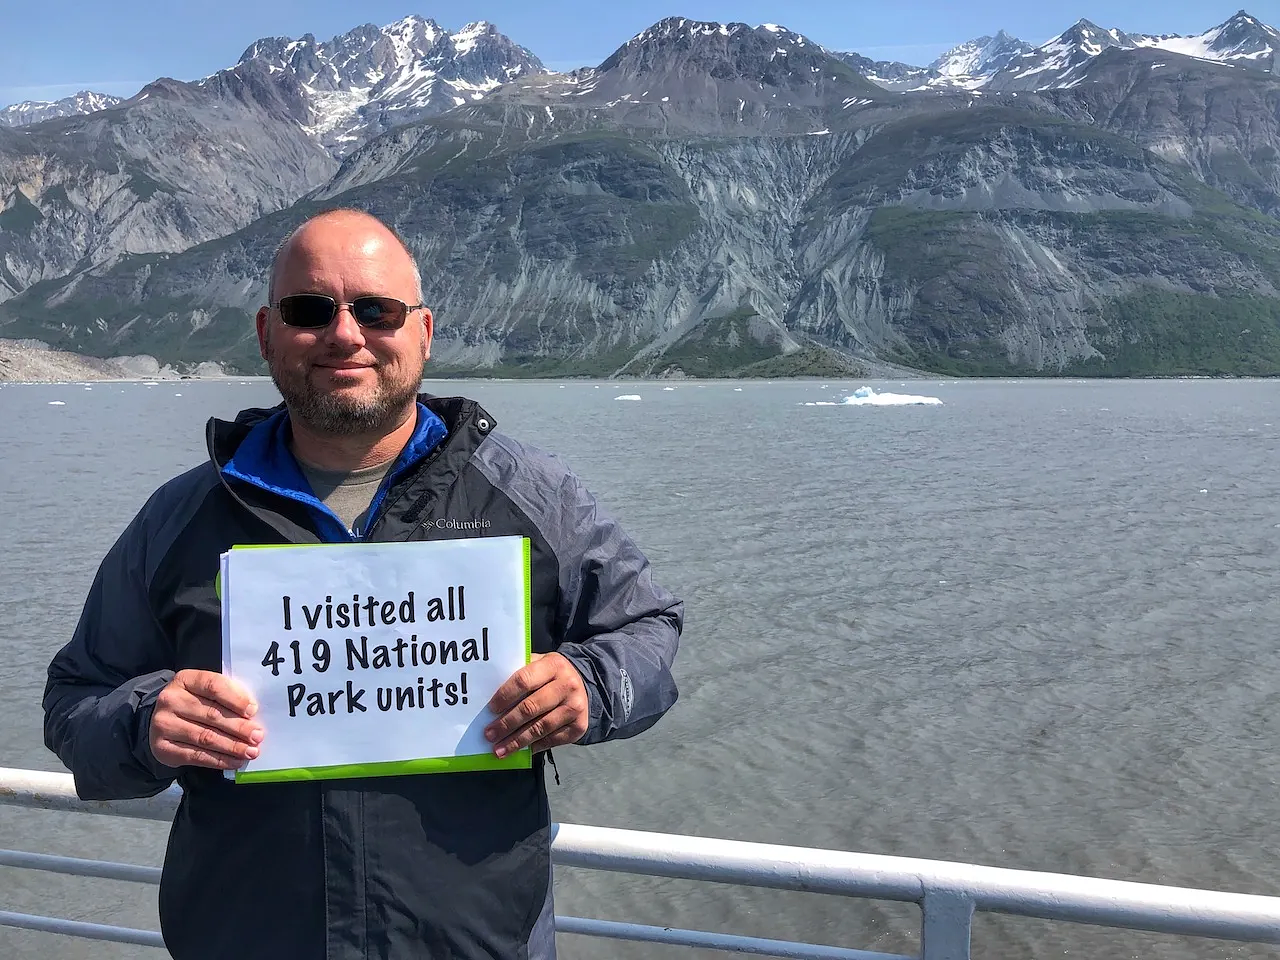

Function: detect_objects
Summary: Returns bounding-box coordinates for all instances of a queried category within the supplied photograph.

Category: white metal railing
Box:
[3,766,1280,958]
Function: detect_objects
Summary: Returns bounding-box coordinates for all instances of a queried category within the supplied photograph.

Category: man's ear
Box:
[421,307,434,360]
[255,307,270,361]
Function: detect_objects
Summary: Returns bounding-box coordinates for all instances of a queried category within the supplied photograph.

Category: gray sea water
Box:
[2,377,1280,960]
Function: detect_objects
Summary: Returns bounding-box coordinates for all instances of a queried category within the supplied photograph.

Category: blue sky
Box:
[0,0,1272,107]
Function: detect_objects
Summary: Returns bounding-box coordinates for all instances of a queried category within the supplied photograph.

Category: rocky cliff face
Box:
[1,13,1278,378]
[0,16,542,305]
[0,62,336,302]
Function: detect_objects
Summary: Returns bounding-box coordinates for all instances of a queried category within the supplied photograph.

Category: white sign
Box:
[219,536,531,783]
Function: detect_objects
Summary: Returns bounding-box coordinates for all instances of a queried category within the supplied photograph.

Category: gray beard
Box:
[275,380,417,436]
[267,349,423,437]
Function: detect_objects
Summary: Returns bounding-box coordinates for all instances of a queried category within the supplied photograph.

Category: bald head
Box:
[256,207,435,447]
[267,209,423,305]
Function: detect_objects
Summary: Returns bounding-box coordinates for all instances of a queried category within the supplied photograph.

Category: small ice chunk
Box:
[48,401,66,405]
[615,394,642,401]
[663,387,675,391]
[734,387,743,392]
[839,386,942,406]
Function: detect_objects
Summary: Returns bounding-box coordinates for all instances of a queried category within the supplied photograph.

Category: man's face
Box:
[256,220,433,437]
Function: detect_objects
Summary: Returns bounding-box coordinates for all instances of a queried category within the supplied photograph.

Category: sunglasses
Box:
[272,294,426,330]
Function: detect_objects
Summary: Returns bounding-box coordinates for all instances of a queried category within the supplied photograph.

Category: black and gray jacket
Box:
[43,394,683,960]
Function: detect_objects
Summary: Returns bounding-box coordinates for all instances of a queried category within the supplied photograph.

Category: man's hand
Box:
[485,653,589,758]
[148,670,264,770]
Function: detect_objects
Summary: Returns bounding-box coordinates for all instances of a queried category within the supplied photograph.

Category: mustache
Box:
[310,353,379,366]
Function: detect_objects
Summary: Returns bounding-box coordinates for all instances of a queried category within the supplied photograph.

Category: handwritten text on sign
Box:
[220,537,530,779]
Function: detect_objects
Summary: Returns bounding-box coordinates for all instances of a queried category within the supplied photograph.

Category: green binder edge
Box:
[235,749,531,783]
[230,536,536,784]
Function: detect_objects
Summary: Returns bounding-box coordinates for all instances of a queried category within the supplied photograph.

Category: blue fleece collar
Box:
[222,403,448,542]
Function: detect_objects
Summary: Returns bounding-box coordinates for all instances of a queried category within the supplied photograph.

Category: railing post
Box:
[921,888,974,960]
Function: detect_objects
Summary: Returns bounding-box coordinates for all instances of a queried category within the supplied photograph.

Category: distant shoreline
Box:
[0,339,233,383]
[4,339,1274,384]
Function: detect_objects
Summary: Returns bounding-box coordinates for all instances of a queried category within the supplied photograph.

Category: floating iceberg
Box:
[48,401,66,406]
[615,395,642,401]
[804,385,942,407]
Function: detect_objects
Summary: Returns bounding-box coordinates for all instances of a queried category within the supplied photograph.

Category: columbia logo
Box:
[619,669,633,720]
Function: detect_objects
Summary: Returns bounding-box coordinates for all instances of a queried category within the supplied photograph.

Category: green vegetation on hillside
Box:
[632,308,780,378]
[1071,291,1280,377]
[863,196,1280,377]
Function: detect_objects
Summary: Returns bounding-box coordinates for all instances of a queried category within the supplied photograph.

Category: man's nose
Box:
[323,304,366,347]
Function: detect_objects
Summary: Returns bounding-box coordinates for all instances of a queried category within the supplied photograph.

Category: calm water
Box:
[2,377,1280,960]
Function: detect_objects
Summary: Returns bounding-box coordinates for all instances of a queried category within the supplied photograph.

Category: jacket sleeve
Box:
[549,469,683,745]
[43,508,180,800]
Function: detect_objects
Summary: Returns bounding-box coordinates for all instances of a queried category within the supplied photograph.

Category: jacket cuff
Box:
[130,670,182,780]
[554,644,605,744]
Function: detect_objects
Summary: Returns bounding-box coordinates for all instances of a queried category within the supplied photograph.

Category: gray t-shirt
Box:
[297,457,394,535]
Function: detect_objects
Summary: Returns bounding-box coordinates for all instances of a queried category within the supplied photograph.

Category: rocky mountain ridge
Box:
[233,15,545,152]
[839,11,1278,92]
[0,11,1278,378]
[0,91,124,127]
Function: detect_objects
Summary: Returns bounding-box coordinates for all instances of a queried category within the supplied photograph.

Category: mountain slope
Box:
[2,13,1279,378]
[0,62,336,301]
[4,90,1278,378]
[0,16,542,302]
[1046,47,1280,215]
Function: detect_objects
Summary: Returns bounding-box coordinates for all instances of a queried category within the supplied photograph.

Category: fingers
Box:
[485,653,589,758]
[485,683,561,752]
[492,706,587,759]
[179,669,257,718]
[486,654,558,717]
[150,730,251,771]
[148,670,265,771]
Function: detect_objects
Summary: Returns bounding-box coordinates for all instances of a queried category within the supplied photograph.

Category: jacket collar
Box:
[205,394,477,542]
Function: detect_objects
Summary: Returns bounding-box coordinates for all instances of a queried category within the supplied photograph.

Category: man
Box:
[43,208,683,960]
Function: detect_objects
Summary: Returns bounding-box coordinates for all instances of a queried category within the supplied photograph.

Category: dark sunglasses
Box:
[272,294,426,330]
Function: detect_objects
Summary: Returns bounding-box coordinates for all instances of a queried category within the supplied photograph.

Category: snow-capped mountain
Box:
[930,31,1036,80]
[828,51,936,92]
[838,11,1276,95]
[233,15,544,151]
[988,11,1276,91]
[1134,11,1279,68]
[492,17,884,134]
[985,19,1140,91]
[0,91,123,127]
[836,30,1034,92]
[556,18,881,110]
